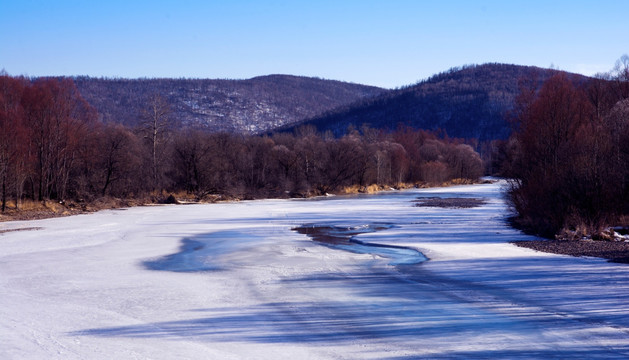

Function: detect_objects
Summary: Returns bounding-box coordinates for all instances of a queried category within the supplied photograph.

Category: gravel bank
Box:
[513,240,629,264]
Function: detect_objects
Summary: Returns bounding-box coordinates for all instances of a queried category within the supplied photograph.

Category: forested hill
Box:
[72,75,385,133]
[72,64,590,139]
[285,64,590,141]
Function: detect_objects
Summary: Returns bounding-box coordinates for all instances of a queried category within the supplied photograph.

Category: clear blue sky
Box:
[1,0,627,88]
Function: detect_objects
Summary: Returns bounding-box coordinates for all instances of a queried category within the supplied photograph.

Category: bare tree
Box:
[139,94,172,189]
[171,129,213,197]
[0,74,27,210]
[22,78,94,200]
[611,54,629,100]
[99,124,140,196]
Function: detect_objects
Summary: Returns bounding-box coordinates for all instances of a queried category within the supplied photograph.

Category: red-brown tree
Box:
[507,72,629,237]
[0,74,28,210]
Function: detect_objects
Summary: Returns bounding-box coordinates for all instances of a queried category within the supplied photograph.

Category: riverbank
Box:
[0,197,143,222]
[0,178,484,223]
[513,239,629,264]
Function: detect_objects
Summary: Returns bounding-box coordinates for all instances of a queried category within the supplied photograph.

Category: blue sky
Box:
[1,0,627,88]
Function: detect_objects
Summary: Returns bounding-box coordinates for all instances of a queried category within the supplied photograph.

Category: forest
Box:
[284,63,588,141]
[73,75,384,133]
[501,56,629,238]
[0,73,483,213]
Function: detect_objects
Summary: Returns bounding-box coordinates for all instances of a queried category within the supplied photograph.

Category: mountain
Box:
[284,63,590,141]
[72,64,592,140]
[72,75,385,133]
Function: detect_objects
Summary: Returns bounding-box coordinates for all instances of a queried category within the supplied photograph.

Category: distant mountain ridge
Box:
[285,63,591,141]
[72,75,385,133]
[72,64,592,140]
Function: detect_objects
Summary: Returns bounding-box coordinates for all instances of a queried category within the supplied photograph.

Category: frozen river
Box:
[2,181,629,359]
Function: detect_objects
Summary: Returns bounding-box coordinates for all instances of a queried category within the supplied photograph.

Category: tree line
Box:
[1,73,483,211]
[499,56,629,238]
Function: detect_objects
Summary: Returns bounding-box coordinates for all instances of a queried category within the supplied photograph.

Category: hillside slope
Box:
[286,64,590,140]
[73,75,384,133]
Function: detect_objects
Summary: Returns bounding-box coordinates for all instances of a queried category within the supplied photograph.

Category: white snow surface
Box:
[2,181,629,359]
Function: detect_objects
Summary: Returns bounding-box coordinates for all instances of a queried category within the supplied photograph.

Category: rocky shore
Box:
[513,239,629,264]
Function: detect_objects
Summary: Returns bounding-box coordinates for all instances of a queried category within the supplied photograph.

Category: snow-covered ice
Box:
[2,181,629,359]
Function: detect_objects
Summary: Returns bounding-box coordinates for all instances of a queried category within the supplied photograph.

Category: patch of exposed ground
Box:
[414,197,487,208]
[0,197,153,222]
[292,224,393,245]
[513,240,629,264]
[0,227,43,234]
[292,223,427,265]
[1,209,86,222]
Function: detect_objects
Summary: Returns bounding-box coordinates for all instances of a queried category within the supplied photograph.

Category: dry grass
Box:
[0,199,84,221]
[0,191,226,222]
[3,199,68,213]
[1,197,132,222]
[339,184,383,194]
[339,179,484,195]
[340,183,415,195]
[339,185,361,194]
